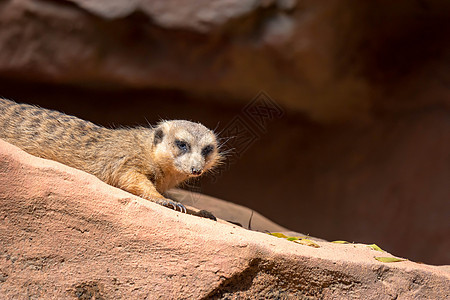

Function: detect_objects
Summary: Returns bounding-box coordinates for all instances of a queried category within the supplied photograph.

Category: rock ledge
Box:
[0,139,449,299]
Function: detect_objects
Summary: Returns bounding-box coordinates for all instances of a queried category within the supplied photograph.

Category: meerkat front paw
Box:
[155,198,187,213]
[156,199,217,221]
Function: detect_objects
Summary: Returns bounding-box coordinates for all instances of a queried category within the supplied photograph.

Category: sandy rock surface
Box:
[0,139,449,299]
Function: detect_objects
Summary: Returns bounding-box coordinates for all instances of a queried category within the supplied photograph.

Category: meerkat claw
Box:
[169,202,177,211]
[161,199,186,213]
[177,203,187,213]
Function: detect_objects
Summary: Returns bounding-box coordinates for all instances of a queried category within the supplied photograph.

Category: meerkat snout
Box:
[191,167,203,176]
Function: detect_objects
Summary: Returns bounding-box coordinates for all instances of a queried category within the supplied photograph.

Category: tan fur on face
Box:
[152,120,221,191]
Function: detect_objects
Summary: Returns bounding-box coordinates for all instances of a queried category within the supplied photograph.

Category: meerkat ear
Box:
[154,128,164,145]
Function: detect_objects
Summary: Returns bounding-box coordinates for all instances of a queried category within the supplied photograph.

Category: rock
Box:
[1,139,449,298]
[1,0,448,122]
[67,0,290,31]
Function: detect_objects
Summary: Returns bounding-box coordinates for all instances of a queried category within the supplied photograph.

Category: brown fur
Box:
[0,98,221,215]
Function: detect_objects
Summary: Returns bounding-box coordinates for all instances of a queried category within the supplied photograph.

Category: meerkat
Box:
[0,98,221,219]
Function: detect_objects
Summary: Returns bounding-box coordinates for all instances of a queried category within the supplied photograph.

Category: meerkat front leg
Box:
[116,169,186,213]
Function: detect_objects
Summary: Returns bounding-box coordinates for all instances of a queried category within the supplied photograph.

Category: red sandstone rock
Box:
[0,139,449,299]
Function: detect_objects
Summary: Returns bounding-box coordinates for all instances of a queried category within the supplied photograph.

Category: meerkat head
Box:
[152,120,221,179]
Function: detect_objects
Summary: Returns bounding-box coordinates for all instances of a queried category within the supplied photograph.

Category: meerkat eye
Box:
[201,145,214,157]
[175,140,189,152]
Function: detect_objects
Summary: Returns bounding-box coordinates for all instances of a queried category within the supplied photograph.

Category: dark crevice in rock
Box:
[203,258,363,299]
[202,258,262,299]
[258,262,362,298]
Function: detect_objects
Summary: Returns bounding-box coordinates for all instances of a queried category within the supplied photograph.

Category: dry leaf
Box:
[294,239,320,248]
[368,244,384,252]
[375,257,406,263]
[267,232,288,239]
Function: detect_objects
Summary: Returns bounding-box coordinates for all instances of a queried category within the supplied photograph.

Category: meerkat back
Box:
[0,98,112,171]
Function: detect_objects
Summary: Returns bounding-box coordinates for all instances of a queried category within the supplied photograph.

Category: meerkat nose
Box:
[191,167,203,176]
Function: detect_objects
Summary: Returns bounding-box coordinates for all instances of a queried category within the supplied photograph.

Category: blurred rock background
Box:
[0,0,448,264]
